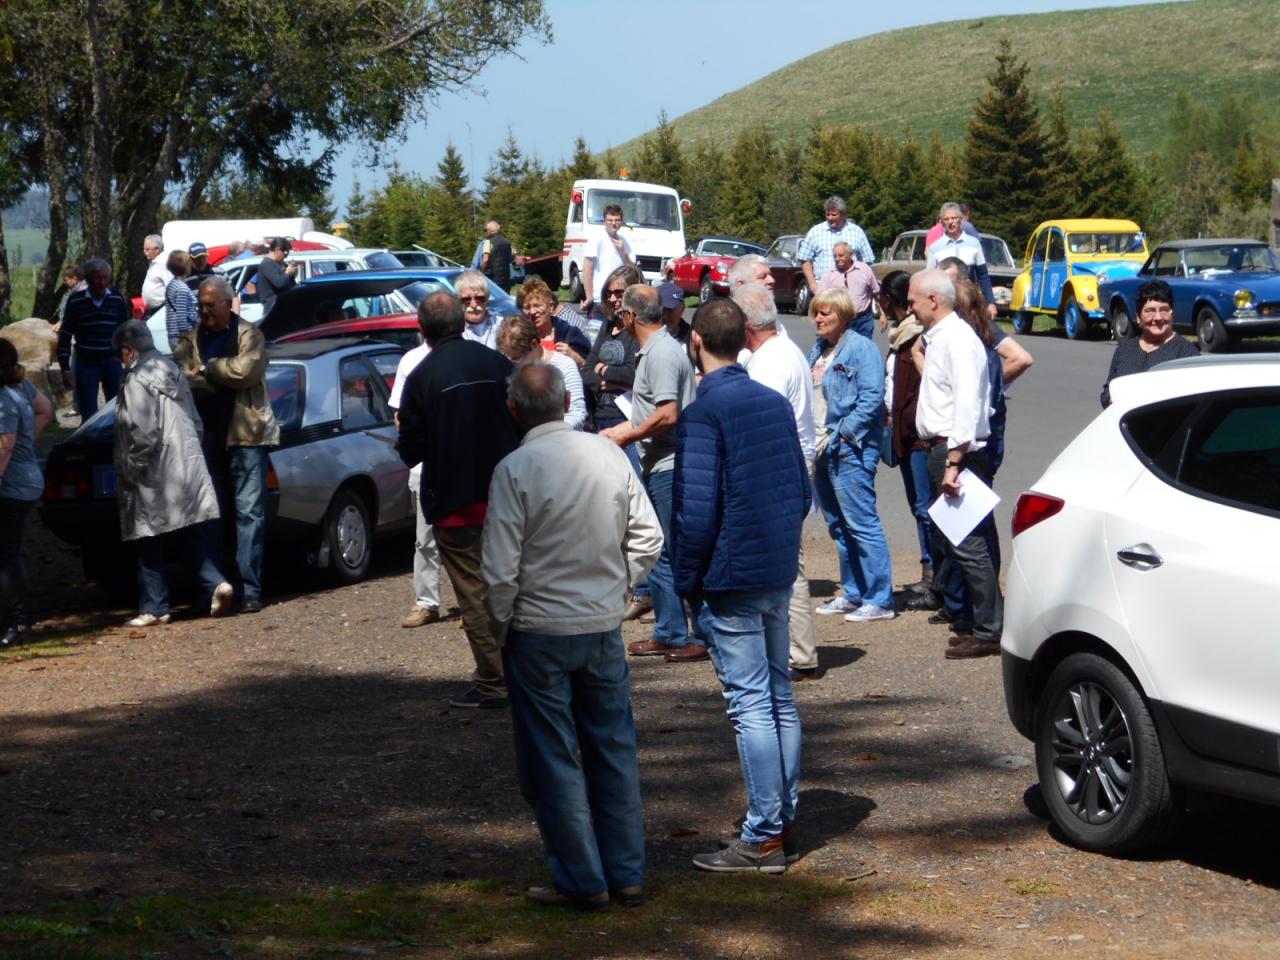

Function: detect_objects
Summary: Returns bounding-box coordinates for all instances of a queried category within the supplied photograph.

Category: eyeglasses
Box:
[604,288,625,298]
[459,295,488,304]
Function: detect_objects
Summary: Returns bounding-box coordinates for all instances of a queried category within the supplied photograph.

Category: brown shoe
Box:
[945,634,1001,659]
[623,596,654,621]
[664,643,710,663]
[401,606,441,628]
[628,638,677,657]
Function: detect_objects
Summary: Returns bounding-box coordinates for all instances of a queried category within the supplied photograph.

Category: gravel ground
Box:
[4,519,1280,959]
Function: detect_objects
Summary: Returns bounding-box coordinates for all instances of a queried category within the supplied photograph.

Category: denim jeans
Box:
[929,451,999,623]
[72,355,122,419]
[0,498,35,628]
[899,447,933,563]
[228,446,268,603]
[504,627,644,896]
[814,441,894,609]
[135,519,228,616]
[643,468,690,646]
[852,311,876,340]
[696,588,801,843]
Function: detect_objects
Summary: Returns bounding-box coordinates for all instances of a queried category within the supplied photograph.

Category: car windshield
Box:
[701,240,765,258]
[1184,244,1280,274]
[1066,233,1145,256]
[586,189,680,230]
[980,237,1014,268]
[363,251,404,270]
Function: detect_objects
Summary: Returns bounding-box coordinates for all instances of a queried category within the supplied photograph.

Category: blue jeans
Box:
[814,442,894,609]
[136,519,228,616]
[228,446,268,603]
[643,469,690,646]
[899,447,932,563]
[696,589,801,843]
[504,627,644,896]
[852,311,876,340]
[72,355,122,419]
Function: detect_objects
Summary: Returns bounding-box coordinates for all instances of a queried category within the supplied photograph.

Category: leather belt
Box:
[926,436,947,448]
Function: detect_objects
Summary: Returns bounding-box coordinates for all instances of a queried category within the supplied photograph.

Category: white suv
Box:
[1002,355,1280,854]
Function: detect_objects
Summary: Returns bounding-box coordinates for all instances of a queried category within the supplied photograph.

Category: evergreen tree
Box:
[345,178,370,245]
[483,128,529,211]
[719,127,778,242]
[870,135,935,249]
[763,140,810,240]
[568,136,597,180]
[508,156,560,258]
[923,131,963,210]
[1225,132,1279,207]
[599,147,624,181]
[426,142,474,262]
[1041,83,1080,217]
[1074,108,1144,221]
[361,168,434,249]
[632,110,686,192]
[802,124,877,225]
[681,140,726,238]
[962,38,1049,246]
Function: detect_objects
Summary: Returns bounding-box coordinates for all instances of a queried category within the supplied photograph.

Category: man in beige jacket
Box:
[174,277,279,614]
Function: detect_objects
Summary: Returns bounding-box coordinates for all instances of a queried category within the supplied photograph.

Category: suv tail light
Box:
[266,456,280,492]
[1012,492,1064,537]
[42,462,90,502]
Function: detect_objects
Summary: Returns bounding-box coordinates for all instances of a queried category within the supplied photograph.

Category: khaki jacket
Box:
[173,315,279,447]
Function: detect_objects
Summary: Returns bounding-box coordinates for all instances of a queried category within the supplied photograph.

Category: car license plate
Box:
[93,464,116,498]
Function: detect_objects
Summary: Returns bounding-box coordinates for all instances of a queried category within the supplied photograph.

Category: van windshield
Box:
[587,190,680,231]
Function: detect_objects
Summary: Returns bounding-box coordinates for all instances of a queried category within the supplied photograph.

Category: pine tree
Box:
[1041,83,1080,218]
[719,127,778,242]
[681,140,726,238]
[962,38,1049,246]
[763,140,810,240]
[870,135,935,250]
[633,110,686,192]
[923,131,962,210]
[599,147,624,181]
[568,136,597,180]
[1074,108,1144,221]
[344,178,371,245]
[801,124,877,226]
[362,169,433,249]
[426,142,474,262]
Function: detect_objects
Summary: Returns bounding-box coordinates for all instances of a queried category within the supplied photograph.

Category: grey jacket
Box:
[114,350,221,541]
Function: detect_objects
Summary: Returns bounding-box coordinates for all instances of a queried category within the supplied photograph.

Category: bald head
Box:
[507,361,568,428]
[622,283,662,325]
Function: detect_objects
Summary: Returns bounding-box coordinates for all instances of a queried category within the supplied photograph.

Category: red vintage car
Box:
[663,236,766,302]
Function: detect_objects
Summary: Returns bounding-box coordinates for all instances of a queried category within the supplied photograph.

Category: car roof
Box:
[276,314,420,342]
[1035,219,1142,232]
[1107,354,1280,410]
[698,235,761,245]
[1154,238,1268,250]
[298,267,467,286]
[894,229,1007,242]
[265,338,399,362]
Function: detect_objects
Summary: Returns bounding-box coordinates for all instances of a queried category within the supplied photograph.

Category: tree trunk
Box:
[0,217,11,323]
[79,0,116,261]
[119,111,187,297]
[33,84,71,322]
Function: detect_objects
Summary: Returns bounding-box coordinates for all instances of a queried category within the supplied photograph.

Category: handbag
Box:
[880,422,898,468]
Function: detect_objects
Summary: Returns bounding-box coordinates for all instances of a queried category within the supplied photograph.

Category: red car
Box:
[664,236,766,303]
[274,314,421,353]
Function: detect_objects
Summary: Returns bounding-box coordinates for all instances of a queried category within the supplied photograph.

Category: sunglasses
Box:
[459,295,488,304]
[604,288,626,298]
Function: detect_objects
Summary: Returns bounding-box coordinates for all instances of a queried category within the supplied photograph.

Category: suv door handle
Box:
[1117,544,1163,570]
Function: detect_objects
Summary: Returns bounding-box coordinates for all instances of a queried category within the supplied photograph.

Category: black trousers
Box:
[0,498,35,628]
[925,446,1003,644]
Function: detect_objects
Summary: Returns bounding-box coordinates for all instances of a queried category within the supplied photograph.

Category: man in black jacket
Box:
[397,290,520,708]
[481,220,514,292]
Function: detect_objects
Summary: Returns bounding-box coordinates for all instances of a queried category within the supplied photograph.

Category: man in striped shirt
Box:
[57,258,131,418]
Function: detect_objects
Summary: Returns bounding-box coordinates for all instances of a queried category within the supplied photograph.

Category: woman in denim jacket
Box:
[806,288,895,622]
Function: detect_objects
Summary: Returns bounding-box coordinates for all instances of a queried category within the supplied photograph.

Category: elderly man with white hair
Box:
[141,233,172,315]
[455,269,499,349]
[909,269,1002,660]
[733,283,820,680]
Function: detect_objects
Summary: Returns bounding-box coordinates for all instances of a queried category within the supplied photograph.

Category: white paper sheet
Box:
[613,391,634,420]
[927,468,1000,547]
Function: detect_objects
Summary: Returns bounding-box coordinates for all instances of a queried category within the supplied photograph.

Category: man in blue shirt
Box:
[57,258,131,418]
[671,298,811,874]
[799,196,875,298]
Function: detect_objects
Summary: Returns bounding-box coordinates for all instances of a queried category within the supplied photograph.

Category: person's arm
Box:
[945,337,988,453]
[479,461,523,641]
[617,234,635,266]
[941,440,971,498]
[600,399,677,446]
[0,433,14,477]
[32,389,52,435]
[205,325,267,390]
[669,411,721,597]
[142,266,168,310]
[580,255,596,309]
[1100,344,1126,409]
[559,359,588,430]
[397,374,427,467]
[56,305,75,379]
[622,460,664,587]
[996,335,1033,385]
[802,260,817,295]
[119,374,163,476]
[972,261,998,320]
[856,228,875,264]
[832,343,885,447]
[798,232,818,293]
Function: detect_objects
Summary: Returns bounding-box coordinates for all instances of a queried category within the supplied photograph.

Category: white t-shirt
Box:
[589,231,633,301]
[926,231,986,270]
[389,342,431,410]
[742,332,817,467]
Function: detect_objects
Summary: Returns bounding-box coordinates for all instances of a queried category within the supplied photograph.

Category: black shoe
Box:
[902,593,941,612]
[524,886,610,911]
[789,667,820,683]
[694,837,787,874]
[0,624,31,648]
[927,609,959,625]
[240,597,264,614]
[447,687,508,709]
[610,885,645,907]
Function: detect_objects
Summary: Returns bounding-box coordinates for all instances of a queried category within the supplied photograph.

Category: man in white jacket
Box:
[481,362,662,912]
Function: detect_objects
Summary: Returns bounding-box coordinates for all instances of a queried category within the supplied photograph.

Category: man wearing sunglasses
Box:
[456,270,499,349]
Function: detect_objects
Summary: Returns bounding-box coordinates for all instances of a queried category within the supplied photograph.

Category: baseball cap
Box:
[657,282,684,310]
[188,241,208,258]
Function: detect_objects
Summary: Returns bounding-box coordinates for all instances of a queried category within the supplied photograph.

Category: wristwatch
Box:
[946,457,963,468]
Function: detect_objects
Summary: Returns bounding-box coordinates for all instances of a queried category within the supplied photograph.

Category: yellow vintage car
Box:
[1010,219,1148,338]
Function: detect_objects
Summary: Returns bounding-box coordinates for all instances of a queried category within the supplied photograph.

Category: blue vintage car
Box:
[1098,239,1280,352]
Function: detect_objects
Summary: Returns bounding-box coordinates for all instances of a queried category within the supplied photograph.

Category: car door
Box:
[1027,229,1049,310]
[1039,228,1068,312]
[1104,390,1280,763]
[1148,248,1193,328]
[337,353,410,528]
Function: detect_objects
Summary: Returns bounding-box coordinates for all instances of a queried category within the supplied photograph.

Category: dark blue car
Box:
[1098,239,1280,352]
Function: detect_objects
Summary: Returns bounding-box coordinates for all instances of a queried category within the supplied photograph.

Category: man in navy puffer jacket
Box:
[671,299,812,874]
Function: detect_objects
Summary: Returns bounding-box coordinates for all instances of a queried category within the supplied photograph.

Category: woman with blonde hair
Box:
[516,276,593,369]
[495,313,587,431]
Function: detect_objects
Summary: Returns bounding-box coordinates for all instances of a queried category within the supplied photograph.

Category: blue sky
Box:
[329,0,1167,216]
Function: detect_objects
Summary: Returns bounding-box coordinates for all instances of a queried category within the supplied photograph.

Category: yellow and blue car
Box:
[1010,219,1148,338]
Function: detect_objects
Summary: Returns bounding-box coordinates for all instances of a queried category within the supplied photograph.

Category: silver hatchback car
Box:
[40,339,415,597]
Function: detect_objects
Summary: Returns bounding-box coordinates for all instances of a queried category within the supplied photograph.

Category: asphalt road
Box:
[775,312,1117,561]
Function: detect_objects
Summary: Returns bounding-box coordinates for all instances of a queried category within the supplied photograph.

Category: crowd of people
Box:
[1,196,1202,908]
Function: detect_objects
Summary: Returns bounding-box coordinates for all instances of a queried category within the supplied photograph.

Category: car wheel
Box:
[569,268,585,304]
[1063,296,1087,340]
[793,281,812,317]
[1012,311,1034,335]
[1195,305,1229,353]
[1035,652,1179,854]
[1110,300,1135,340]
[324,488,373,585]
[699,274,716,304]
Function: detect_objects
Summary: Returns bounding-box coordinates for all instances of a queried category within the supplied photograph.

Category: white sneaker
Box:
[815,596,859,616]
[845,604,896,623]
[126,613,171,627]
[210,582,235,617]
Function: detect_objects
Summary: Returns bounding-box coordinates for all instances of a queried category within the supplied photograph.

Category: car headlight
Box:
[1235,289,1256,310]
[714,261,728,275]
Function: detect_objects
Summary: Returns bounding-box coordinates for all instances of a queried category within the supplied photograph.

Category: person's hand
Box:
[879,314,889,333]
[286,262,298,276]
[61,370,74,391]
[594,362,608,377]
[942,464,963,498]
[986,303,998,322]
[599,423,629,446]
[611,235,626,255]
[580,297,593,312]
[911,337,925,362]
[555,343,585,367]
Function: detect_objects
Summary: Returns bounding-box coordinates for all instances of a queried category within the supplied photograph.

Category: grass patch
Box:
[1006,877,1057,896]
[0,629,98,665]
[0,873,865,959]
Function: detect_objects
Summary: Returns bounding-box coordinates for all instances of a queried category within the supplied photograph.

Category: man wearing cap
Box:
[657,282,692,362]
[184,242,227,293]
[256,238,298,318]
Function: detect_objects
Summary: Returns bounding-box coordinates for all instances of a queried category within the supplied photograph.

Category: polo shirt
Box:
[631,325,696,476]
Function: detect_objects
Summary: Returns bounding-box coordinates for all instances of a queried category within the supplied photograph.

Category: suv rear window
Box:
[266,364,305,432]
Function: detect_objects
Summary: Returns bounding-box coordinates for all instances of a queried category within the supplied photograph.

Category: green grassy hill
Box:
[619,0,1278,156]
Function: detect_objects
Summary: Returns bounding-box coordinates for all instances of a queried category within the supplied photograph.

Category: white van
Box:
[561,179,687,298]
